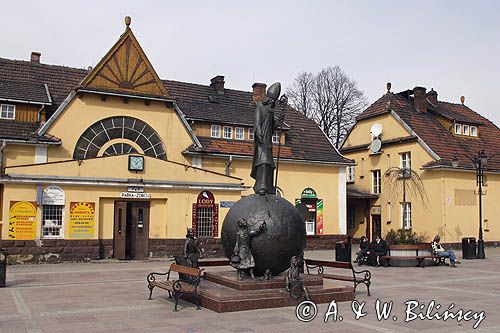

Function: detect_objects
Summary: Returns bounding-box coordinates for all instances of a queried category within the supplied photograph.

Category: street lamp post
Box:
[475,150,487,259]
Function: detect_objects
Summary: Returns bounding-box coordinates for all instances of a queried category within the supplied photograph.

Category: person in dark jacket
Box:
[354,236,369,264]
[367,235,388,266]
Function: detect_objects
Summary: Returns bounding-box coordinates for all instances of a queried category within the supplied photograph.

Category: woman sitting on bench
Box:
[431,235,460,268]
[354,236,369,264]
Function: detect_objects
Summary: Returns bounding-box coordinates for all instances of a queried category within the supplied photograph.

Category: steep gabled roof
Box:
[0,80,51,105]
[349,90,500,172]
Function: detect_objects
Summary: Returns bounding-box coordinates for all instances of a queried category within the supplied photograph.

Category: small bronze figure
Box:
[285,256,311,301]
[184,228,202,268]
[231,218,267,280]
[251,82,284,195]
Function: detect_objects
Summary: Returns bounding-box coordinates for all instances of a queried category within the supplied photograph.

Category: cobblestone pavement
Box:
[1,248,499,332]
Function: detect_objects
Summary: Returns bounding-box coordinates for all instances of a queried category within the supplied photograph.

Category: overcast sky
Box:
[1,1,499,126]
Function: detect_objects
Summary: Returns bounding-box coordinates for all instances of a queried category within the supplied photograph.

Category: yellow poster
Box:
[8,201,37,240]
[69,202,95,239]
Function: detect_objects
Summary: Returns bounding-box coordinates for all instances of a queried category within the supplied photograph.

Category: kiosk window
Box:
[42,205,64,238]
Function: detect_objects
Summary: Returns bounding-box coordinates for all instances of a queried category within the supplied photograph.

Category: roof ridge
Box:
[164,79,254,95]
[0,57,88,73]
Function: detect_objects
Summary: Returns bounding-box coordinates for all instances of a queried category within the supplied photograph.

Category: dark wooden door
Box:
[372,215,382,240]
[113,201,127,260]
[130,202,150,259]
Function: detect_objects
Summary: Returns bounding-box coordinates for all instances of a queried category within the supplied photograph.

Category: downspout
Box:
[0,140,7,175]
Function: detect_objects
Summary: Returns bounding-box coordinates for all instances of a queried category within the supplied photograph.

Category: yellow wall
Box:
[45,93,194,165]
[4,144,36,167]
[343,113,500,243]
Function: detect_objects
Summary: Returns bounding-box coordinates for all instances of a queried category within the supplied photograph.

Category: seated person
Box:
[367,235,388,266]
[354,236,369,264]
[431,235,460,267]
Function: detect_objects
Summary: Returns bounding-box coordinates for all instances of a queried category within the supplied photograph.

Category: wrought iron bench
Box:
[381,244,447,268]
[147,263,203,311]
[305,259,371,296]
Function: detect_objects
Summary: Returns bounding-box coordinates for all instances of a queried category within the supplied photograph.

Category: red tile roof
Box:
[349,91,500,172]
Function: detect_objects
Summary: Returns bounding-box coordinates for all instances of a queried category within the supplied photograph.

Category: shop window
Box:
[192,191,219,237]
[211,125,221,138]
[346,166,355,182]
[223,126,233,139]
[42,205,64,238]
[235,127,245,140]
[248,128,254,141]
[296,188,323,236]
[0,104,15,120]
[372,170,381,194]
[401,202,412,230]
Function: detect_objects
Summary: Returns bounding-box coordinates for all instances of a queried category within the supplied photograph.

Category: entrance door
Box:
[371,215,382,240]
[113,201,150,260]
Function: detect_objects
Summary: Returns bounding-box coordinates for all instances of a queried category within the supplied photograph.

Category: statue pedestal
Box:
[181,270,354,313]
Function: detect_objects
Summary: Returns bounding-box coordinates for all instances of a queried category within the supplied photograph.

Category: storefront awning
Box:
[347,188,378,199]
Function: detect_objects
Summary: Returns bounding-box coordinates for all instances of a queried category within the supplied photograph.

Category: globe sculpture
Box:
[221,193,306,276]
[221,81,306,277]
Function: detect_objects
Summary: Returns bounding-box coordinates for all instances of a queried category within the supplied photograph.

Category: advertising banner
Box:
[69,202,95,239]
[8,201,37,240]
[316,199,324,235]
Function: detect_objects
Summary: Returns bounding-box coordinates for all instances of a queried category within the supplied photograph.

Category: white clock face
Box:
[129,156,144,171]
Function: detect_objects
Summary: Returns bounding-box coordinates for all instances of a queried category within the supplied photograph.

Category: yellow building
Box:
[341,84,500,245]
[0,18,352,262]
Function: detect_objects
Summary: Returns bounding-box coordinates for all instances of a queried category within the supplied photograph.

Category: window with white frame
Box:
[235,127,245,140]
[401,202,412,230]
[42,205,64,238]
[463,124,470,136]
[248,128,254,141]
[400,152,411,170]
[454,123,462,135]
[372,170,381,194]
[272,131,280,143]
[196,206,214,237]
[211,125,221,138]
[0,104,15,120]
[223,126,233,139]
[470,126,478,137]
[346,166,355,182]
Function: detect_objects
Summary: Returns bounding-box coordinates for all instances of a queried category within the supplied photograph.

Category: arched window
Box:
[73,116,166,160]
[192,191,219,237]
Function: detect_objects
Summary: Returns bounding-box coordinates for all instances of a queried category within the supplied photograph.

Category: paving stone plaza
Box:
[1,248,499,332]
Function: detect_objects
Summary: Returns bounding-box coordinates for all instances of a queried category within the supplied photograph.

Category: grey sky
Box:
[1,1,499,126]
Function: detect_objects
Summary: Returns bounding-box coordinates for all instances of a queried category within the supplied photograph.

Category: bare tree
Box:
[286,66,368,147]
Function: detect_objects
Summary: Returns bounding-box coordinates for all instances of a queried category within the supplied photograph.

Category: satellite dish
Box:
[370,123,383,137]
[370,139,382,153]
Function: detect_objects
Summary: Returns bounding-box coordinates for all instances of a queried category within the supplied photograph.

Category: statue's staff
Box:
[274,94,288,192]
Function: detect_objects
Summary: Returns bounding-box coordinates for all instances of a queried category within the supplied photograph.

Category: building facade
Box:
[0,19,352,263]
[341,84,500,245]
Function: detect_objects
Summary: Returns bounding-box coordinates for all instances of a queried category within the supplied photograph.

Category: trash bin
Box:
[462,237,477,259]
[0,248,6,288]
[335,241,351,262]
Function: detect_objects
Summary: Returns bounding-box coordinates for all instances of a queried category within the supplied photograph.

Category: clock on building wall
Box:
[128,155,144,171]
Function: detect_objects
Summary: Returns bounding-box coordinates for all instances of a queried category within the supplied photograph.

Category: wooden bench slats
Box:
[306,259,351,269]
[323,273,365,283]
[170,263,201,277]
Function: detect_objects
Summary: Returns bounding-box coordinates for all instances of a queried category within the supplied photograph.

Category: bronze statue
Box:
[231,218,267,280]
[184,228,202,268]
[285,256,311,301]
[251,82,283,195]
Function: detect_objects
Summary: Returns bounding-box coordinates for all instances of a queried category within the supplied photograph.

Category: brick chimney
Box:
[427,88,438,106]
[210,75,225,95]
[413,86,427,112]
[252,83,267,103]
[30,51,41,63]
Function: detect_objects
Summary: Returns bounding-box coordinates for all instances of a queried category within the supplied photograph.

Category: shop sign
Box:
[42,185,65,205]
[220,201,235,208]
[120,192,151,199]
[196,191,215,207]
[8,201,37,240]
[316,199,324,235]
[127,186,144,193]
[301,187,317,199]
[69,202,95,239]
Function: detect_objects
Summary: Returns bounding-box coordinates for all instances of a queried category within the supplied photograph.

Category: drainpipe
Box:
[0,140,7,175]
[225,155,233,176]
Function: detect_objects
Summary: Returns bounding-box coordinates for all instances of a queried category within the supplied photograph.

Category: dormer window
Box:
[454,123,462,135]
[463,124,470,136]
[248,128,254,141]
[454,123,478,137]
[211,125,221,138]
[235,127,244,140]
[272,131,280,143]
[0,104,15,120]
[223,126,233,139]
[470,126,477,137]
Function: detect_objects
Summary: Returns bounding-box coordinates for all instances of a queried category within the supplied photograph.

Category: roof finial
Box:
[460,95,465,105]
[386,82,391,93]
[125,16,131,27]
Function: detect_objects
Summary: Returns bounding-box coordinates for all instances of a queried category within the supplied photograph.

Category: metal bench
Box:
[381,244,447,267]
[305,259,371,296]
[147,263,202,311]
